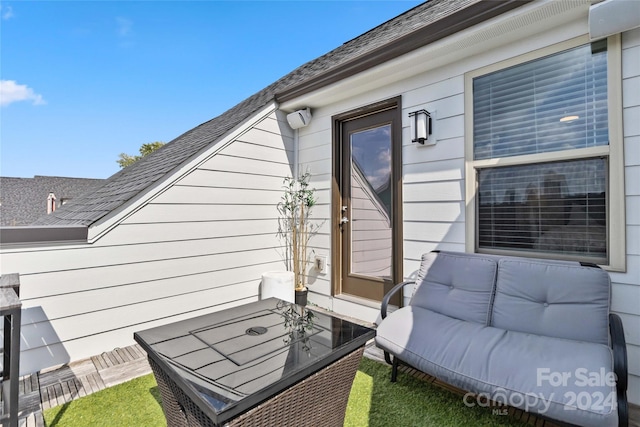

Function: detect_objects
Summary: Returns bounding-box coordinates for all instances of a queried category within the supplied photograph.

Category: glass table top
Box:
[134,298,375,423]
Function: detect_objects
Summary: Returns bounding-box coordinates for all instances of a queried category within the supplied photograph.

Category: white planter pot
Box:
[261,271,295,303]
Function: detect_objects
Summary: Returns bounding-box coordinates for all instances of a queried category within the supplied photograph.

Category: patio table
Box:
[134,298,375,427]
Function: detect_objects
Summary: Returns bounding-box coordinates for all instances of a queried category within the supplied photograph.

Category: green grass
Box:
[44,374,164,427]
[45,358,529,427]
[345,359,528,427]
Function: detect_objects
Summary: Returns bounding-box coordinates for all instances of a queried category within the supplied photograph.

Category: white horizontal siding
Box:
[98,219,279,245]
[22,281,259,346]
[152,186,282,205]
[403,222,466,245]
[0,110,293,375]
[612,282,640,322]
[296,19,640,405]
[3,244,283,302]
[624,105,640,136]
[403,181,464,202]
[8,233,279,276]
[122,204,278,223]
[403,241,466,263]
[627,196,640,225]
[19,296,257,376]
[223,139,292,161]
[11,244,281,300]
[626,166,640,195]
[402,136,465,165]
[403,158,464,183]
[399,41,466,267]
[607,255,640,286]
[618,27,640,405]
[176,169,286,191]
[403,202,464,222]
[198,154,292,176]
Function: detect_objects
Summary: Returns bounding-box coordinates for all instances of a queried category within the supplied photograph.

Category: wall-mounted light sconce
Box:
[409,109,433,145]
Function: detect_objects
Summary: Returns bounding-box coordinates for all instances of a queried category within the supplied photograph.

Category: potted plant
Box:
[277,171,317,306]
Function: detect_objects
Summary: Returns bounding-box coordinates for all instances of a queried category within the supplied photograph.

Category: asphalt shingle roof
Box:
[34,0,478,227]
[0,176,105,226]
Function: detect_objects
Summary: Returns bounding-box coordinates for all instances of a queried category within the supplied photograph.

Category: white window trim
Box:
[464,34,625,272]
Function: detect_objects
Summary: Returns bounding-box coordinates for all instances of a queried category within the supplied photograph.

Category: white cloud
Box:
[378,147,391,163]
[0,80,46,107]
[116,17,133,37]
[1,5,14,20]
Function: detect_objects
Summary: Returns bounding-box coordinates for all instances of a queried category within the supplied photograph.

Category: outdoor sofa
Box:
[375,251,628,427]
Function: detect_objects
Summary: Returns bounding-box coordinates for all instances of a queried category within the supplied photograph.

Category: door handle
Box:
[340,205,349,226]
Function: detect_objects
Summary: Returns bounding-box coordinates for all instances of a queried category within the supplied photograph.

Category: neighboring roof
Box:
[0,176,105,226]
[34,0,524,228]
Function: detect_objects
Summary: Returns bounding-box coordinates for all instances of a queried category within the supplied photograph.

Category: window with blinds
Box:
[474,42,608,159]
[471,42,609,263]
[477,158,607,260]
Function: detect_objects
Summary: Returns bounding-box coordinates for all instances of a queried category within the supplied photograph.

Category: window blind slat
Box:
[476,158,607,260]
[473,44,608,161]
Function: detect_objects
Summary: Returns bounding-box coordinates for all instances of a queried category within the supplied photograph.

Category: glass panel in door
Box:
[350,125,392,279]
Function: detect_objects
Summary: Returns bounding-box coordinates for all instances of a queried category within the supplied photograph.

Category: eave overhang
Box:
[275,0,533,104]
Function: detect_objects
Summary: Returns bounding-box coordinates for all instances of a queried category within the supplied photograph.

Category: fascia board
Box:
[280,0,590,112]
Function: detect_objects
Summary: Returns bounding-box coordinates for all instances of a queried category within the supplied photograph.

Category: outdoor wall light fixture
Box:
[410,109,433,145]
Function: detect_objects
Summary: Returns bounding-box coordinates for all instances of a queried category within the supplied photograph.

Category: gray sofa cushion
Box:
[375,306,502,383]
[375,306,617,427]
[487,329,617,427]
[410,252,498,325]
[491,259,611,345]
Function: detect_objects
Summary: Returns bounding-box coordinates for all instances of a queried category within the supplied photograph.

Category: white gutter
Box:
[0,225,88,246]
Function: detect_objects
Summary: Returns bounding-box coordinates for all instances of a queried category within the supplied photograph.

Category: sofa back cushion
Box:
[411,251,498,325]
[491,259,611,345]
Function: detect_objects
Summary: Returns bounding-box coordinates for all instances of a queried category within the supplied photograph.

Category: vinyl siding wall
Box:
[296,27,640,404]
[0,110,294,375]
[613,26,640,405]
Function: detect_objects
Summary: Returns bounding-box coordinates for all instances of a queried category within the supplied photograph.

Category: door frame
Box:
[331,96,403,302]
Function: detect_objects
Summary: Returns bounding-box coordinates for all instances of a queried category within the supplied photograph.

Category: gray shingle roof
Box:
[0,176,105,226]
[34,0,481,227]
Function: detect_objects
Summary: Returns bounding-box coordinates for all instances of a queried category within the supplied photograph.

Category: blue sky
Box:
[0,1,422,179]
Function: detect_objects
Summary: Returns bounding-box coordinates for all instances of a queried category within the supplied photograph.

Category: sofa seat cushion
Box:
[376,306,503,379]
[375,307,617,427]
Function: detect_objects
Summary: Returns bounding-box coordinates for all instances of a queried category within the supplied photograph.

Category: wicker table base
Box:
[150,347,364,427]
